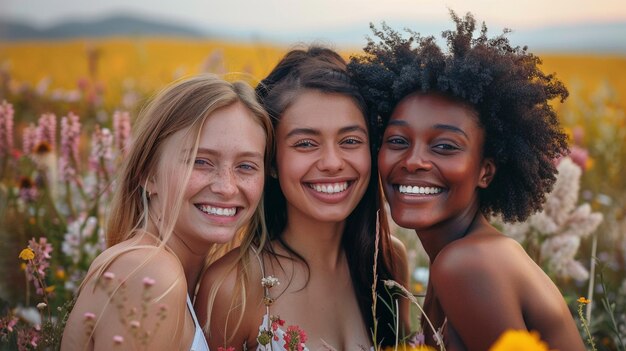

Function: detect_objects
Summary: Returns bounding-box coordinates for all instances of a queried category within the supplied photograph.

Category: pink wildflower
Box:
[89,124,114,175]
[0,100,15,157]
[17,327,40,351]
[59,112,81,182]
[25,237,53,296]
[35,113,57,150]
[112,335,124,344]
[113,110,131,154]
[0,315,19,338]
[22,123,37,155]
[142,277,155,287]
[283,325,307,351]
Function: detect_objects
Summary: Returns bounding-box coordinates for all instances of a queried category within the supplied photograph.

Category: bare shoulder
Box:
[62,245,189,350]
[196,247,263,349]
[432,230,526,280]
[388,235,409,281]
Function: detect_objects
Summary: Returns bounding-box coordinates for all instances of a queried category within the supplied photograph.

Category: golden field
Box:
[1,37,625,109]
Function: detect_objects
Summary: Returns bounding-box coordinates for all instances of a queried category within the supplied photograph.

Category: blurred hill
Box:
[0,14,207,40]
[1,14,625,54]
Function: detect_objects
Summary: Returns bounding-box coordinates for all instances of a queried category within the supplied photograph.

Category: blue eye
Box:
[194,159,210,166]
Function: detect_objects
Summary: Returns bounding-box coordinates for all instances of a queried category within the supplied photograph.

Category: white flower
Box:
[261,276,280,288]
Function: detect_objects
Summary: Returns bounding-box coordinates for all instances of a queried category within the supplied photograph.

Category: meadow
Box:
[0,37,625,350]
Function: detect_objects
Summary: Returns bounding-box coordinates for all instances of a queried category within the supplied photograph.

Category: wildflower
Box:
[35,113,57,150]
[489,330,551,351]
[17,327,40,350]
[0,315,19,338]
[283,325,307,351]
[261,276,280,288]
[59,112,81,182]
[18,176,38,203]
[577,297,591,304]
[0,100,14,158]
[36,303,47,310]
[19,248,35,260]
[23,237,53,296]
[142,277,156,287]
[113,335,124,344]
[84,312,96,320]
[22,123,37,155]
[113,110,131,153]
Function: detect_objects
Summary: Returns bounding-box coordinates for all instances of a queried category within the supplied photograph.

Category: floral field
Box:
[0,38,625,350]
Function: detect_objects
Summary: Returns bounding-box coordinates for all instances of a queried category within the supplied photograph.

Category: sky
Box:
[4,0,626,30]
[2,0,626,49]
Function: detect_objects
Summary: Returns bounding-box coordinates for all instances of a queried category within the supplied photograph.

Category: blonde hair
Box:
[80,74,272,294]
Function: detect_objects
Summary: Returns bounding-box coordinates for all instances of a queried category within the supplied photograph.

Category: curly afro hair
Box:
[348,11,569,222]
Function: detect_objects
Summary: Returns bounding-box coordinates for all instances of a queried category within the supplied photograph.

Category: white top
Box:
[187,295,210,351]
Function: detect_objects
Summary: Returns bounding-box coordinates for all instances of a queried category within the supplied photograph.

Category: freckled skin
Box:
[378,93,586,351]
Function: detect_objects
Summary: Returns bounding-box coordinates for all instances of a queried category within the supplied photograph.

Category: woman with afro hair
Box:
[348,11,586,351]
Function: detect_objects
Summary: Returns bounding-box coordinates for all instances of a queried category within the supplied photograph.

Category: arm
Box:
[62,247,190,351]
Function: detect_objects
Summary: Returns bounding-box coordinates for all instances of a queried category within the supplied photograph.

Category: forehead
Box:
[199,102,266,148]
[279,90,366,130]
[389,93,479,127]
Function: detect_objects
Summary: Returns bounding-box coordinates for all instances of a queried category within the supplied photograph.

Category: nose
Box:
[210,167,238,197]
[316,145,345,173]
[402,145,432,173]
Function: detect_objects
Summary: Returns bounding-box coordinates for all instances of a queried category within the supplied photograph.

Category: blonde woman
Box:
[61,74,273,351]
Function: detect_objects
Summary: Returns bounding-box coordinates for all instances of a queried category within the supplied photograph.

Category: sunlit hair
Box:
[349,11,569,222]
[206,46,400,344]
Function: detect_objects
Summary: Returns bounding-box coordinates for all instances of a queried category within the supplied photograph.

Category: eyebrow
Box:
[285,125,368,138]
[195,148,263,159]
[387,120,468,138]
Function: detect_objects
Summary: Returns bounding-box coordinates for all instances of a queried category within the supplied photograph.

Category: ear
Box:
[144,176,157,197]
[478,158,496,189]
[269,167,278,179]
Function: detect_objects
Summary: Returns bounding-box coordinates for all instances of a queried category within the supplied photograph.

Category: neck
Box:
[147,219,210,296]
[417,206,482,262]
[169,234,209,296]
[280,211,346,270]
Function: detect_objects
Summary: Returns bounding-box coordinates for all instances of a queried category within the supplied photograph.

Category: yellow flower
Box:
[45,285,56,293]
[56,269,66,280]
[19,248,35,260]
[489,330,552,351]
[20,263,27,271]
[577,297,591,304]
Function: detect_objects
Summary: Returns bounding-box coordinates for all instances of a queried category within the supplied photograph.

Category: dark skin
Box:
[378,93,586,351]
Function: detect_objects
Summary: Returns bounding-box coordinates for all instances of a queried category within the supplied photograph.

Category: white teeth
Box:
[398,185,443,195]
[310,182,349,194]
[198,205,236,216]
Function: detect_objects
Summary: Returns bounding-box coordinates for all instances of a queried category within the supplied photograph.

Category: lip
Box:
[302,178,357,204]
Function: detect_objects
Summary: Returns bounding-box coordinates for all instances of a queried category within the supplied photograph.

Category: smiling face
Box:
[378,93,494,231]
[163,102,267,249]
[275,90,370,224]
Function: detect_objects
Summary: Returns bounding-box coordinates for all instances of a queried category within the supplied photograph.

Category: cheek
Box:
[240,175,265,207]
[377,149,394,178]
